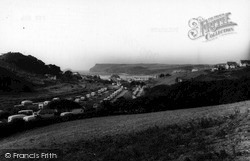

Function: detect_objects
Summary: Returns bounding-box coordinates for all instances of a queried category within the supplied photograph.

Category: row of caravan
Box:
[103,86,124,101]
[75,87,108,102]
[7,87,110,123]
[14,87,109,109]
[132,86,145,98]
[7,108,85,123]
[14,99,54,110]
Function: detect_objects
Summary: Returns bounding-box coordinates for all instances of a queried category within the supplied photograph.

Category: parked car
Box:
[14,104,24,108]
[23,115,37,122]
[8,114,26,123]
[91,92,96,96]
[60,112,73,117]
[18,110,33,116]
[44,101,51,106]
[71,109,84,115]
[52,97,60,101]
[21,100,33,106]
[74,98,81,103]
[37,109,55,118]
[75,96,82,99]
[93,104,99,109]
[66,97,73,101]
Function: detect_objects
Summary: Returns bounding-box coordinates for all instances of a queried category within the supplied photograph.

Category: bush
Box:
[47,99,82,113]
[0,110,10,120]
[100,78,250,115]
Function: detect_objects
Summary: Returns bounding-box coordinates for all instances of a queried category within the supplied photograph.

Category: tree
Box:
[47,64,62,76]
[47,99,82,114]
[159,74,165,78]
[110,74,120,82]
[63,70,73,78]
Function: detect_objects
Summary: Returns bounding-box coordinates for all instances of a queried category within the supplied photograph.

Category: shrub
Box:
[99,77,250,115]
[47,99,82,113]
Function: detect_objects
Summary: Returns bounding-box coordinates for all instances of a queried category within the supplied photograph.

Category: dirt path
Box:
[0,101,249,150]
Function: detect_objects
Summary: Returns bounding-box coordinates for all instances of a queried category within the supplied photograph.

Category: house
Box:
[211,66,218,72]
[227,61,238,69]
[215,63,229,70]
[240,60,250,67]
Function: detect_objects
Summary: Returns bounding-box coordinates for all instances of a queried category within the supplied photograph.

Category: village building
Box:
[227,61,238,69]
[211,65,218,72]
[240,60,250,67]
[215,63,229,70]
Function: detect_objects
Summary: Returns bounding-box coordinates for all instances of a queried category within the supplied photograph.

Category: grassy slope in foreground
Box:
[0,100,249,150]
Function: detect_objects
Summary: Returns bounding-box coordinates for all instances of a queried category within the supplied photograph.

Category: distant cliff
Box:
[89,63,210,75]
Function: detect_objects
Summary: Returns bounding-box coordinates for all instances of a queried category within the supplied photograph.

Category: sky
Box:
[0,0,249,71]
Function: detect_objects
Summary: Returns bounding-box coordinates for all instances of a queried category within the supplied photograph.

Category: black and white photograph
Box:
[0,0,250,160]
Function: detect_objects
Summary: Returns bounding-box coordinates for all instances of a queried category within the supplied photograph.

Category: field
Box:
[147,70,208,86]
[148,67,250,86]
[0,100,249,150]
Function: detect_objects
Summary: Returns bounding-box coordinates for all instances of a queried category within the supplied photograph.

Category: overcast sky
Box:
[0,0,249,70]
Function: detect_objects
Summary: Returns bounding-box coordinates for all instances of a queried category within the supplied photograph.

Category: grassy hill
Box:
[0,52,62,76]
[0,52,63,91]
[149,66,250,86]
[0,101,249,161]
[89,63,211,75]
[0,66,33,92]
